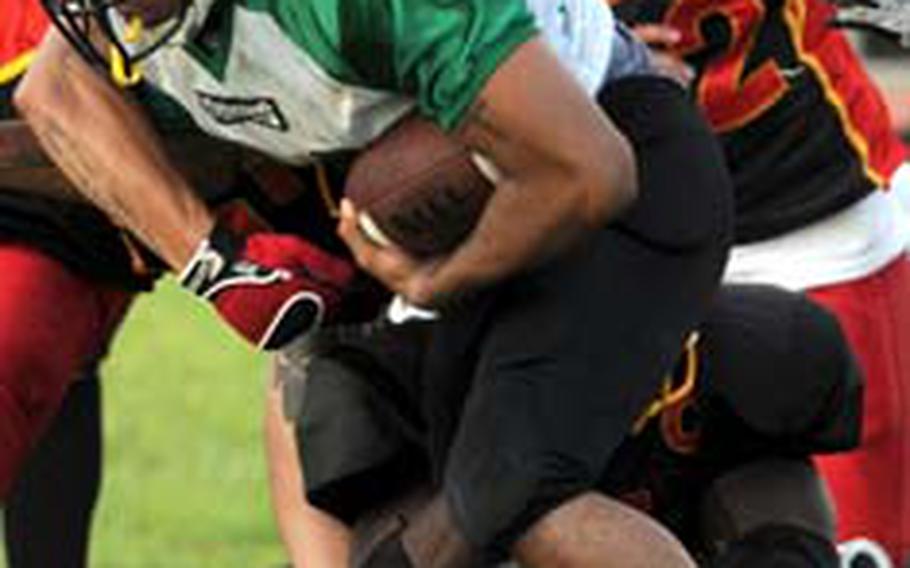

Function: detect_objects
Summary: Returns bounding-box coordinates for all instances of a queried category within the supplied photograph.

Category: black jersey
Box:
[620,0,907,242]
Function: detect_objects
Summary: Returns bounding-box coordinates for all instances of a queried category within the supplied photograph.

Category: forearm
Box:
[14,29,212,270]
[0,120,241,204]
[426,40,637,300]
[427,167,613,299]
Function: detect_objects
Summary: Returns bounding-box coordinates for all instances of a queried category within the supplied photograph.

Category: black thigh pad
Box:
[699,285,863,454]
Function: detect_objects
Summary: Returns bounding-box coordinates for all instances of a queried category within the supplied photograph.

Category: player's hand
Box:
[829,0,910,46]
[180,223,354,350]
[337,199,441,307]
[633,24,696,87]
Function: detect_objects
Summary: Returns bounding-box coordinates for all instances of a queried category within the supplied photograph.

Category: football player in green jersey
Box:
[17,0,734,565]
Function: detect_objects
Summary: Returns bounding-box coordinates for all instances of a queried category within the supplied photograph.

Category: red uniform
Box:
[627,0,907,241]
[808,259,910,563]
[0,0,366,499]
[623,0,910,561]
[627,0,910,562]
[0,9,368,568]
[0,0,135,498]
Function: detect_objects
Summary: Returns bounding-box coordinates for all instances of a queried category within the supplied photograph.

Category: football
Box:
[343,114,497,259]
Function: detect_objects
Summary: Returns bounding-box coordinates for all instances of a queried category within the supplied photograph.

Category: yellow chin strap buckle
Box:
[109,16,144,87]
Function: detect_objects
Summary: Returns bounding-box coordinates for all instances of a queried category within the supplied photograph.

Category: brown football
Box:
[344,114,496,259]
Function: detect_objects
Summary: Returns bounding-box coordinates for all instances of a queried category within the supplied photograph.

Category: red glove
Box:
[179,223,354,350]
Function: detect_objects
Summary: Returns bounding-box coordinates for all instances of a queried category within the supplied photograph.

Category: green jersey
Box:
[133,0,537,164]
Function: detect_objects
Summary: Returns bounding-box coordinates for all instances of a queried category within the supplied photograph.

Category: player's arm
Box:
[16,28,353,351]
[0,120,241,204]
[340,38,637,306]
[436,38,637,296]
[14,27,211,266]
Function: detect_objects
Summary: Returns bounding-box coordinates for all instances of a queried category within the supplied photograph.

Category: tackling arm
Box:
[15,29,353,351]
[14,27,213,269]
[0,120,242,203]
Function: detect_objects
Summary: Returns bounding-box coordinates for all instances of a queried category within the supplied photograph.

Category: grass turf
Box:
[85,279,283,566]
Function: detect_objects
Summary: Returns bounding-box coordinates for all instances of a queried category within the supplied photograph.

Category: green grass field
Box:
[68,279,284,566]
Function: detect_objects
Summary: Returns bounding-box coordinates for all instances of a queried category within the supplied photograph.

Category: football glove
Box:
[830,0,910,47]
[179,222,354,350]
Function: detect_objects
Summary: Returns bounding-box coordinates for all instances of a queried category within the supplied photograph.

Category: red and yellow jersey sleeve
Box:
[795,0,906,185]
[0,0,49,86]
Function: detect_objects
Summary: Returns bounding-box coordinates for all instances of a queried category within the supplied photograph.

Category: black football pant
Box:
[4,371,101,568]
[296,75,733,561]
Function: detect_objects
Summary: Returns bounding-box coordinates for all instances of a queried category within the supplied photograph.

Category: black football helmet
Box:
[40,0,191,85]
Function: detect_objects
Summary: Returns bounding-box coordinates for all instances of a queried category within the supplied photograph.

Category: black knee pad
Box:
[700,285,863,453]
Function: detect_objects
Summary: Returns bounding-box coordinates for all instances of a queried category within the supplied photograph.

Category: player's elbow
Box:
[576,129,638,228]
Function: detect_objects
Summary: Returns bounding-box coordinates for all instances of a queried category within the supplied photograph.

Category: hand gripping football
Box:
[344,114,497,259]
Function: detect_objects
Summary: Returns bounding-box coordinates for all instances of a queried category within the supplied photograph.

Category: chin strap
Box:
[109,16,144,87]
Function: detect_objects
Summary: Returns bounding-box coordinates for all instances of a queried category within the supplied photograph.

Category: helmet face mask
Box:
[41,0,189,83]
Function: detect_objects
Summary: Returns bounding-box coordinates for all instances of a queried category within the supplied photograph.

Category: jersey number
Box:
[664,0,791,132]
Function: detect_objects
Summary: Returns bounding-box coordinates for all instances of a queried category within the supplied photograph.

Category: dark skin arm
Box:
[338,38,638,306]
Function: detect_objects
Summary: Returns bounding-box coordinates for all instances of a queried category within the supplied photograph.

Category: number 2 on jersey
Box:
[665,0,790,132]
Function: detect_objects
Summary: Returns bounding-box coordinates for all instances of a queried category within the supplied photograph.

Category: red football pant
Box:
[0,245,130,499]
[810,255,910,564]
